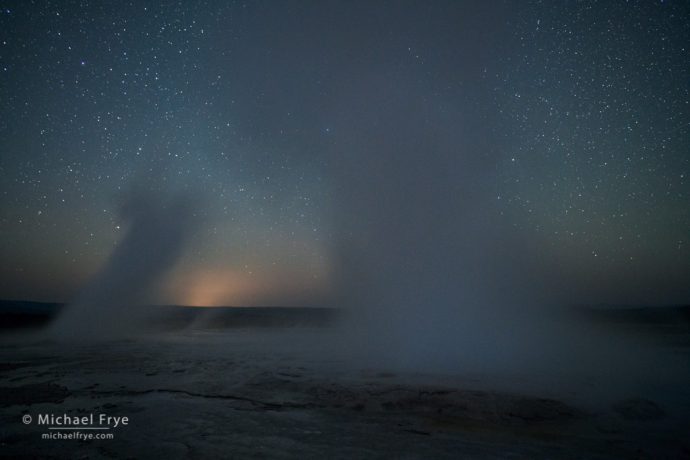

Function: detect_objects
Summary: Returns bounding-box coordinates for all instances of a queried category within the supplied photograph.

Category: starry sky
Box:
[0,1,688,306]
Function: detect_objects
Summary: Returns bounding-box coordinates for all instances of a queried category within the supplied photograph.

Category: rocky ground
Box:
[0,328,689,459]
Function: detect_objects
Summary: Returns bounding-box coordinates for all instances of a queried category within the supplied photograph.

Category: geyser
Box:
[325,71,674,386]
[51,188,202,340]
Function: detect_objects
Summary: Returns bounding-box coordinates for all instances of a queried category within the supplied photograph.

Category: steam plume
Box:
[51,188,201,340]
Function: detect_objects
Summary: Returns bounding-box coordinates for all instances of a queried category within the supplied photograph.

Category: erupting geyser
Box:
[51,188,202,340]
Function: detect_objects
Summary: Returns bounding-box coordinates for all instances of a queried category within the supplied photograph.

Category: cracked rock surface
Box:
[0,329,688,459]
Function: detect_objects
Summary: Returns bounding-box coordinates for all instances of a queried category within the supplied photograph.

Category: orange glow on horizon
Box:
[166,269,261,307]
[163,257,332,307]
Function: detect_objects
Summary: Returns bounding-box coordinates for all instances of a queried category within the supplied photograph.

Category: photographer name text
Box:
[33,413,128,428]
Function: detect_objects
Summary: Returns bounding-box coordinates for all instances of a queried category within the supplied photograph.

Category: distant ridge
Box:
[0,300,64,328]
[0,300,339,330]
[577,304,690,324]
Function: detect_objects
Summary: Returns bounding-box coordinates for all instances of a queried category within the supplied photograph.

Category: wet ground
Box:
[1,326,689,459]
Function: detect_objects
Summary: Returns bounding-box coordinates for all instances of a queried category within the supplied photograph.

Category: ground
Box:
[1,327,689,459]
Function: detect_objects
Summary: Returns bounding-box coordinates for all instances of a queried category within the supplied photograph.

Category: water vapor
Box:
[51,187,202,340]
[325,71,685,395]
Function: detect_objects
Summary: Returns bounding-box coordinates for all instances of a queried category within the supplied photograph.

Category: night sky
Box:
[1,1,688,306]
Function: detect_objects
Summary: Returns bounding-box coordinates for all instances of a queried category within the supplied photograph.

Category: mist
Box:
[50,188,202,340]
[323,72,687,397]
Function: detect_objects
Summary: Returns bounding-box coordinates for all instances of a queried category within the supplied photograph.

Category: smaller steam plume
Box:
[51,187,202,340]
